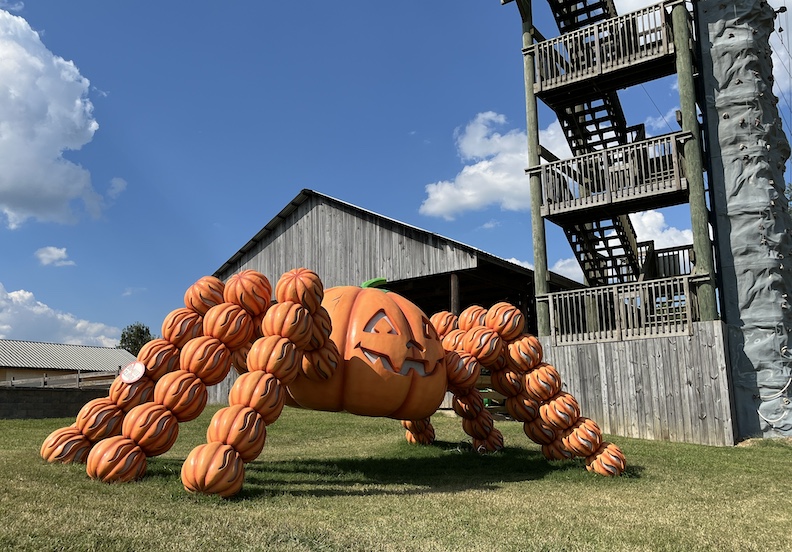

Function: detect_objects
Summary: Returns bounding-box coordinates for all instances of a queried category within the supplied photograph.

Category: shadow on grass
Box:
[147,439,643,501]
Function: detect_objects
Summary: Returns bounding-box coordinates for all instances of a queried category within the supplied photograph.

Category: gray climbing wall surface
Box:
[697,0,792,439]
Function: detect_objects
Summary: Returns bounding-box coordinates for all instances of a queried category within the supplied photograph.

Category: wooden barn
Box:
[207,188,579,405]
[0,339,134,388]
[214,188,580,331]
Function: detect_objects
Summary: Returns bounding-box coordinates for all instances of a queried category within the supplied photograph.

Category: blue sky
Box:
[1,0,790,347]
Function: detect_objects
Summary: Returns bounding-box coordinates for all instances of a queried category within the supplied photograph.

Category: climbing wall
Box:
[697,0,792,437]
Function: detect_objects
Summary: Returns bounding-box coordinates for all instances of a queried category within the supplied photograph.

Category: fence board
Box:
[539,321,735,446]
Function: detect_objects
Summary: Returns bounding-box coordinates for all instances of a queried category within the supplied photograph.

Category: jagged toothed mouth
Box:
[360,348,427,376]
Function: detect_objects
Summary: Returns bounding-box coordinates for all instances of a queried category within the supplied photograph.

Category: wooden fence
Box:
[0,371,118,389]
[541,320,735,446]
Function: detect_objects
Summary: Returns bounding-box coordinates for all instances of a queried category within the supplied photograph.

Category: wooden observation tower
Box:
[503,0,792,443]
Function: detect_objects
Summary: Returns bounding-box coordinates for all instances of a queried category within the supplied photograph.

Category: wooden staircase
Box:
[543,0,641,283]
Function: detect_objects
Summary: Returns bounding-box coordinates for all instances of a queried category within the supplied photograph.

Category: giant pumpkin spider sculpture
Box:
[41,268,626,497]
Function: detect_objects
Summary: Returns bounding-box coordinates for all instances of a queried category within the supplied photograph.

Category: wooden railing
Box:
[0,371,118,389]
[530,2,674,93]
[540,274,707,345]
[532,131,692,218]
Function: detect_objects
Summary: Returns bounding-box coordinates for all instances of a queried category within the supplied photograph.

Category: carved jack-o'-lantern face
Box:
[286,285,447,420]
[354,297,442,378]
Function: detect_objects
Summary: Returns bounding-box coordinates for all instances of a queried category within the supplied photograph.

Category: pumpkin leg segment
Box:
[401,417,435,445]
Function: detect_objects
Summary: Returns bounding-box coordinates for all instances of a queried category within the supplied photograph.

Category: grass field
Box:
[1,405,791,552]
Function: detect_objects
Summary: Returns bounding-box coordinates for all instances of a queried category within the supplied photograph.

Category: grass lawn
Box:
[1,405,791,552]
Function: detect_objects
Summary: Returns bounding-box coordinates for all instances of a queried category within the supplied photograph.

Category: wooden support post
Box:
[517,0,551,336]
[450,272,460,315]
[673,4,718,321]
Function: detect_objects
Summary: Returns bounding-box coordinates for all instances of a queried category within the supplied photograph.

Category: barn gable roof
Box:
[215,188,578,288]
[0,339,135,373]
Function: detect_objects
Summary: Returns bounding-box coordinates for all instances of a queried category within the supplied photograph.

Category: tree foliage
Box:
[119,322,154,356]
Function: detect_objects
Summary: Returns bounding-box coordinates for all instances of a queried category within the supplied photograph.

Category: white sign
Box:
[120,361,146,384]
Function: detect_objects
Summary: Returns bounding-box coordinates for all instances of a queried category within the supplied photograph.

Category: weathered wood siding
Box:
[541,320,735,446]
[216,195,478,287]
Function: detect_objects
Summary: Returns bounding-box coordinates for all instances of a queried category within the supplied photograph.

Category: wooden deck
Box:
[540,274,708,346]
[531,131,692,223]
[529,2,679,107]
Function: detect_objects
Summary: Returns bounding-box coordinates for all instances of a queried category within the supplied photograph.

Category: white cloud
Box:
[479,219,500,230]
[0,2,23,12]
[419,112,570,220]
[35,246,75,267]
[504,257,533,270]
[645,106,679,134]
[107,177,127,200]
[551,258,585,283]
[0,281,120,346]
[630,210,693,248]
[0,10,111,229]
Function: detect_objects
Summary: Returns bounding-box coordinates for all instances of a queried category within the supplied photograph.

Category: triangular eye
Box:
[422,319,437,340]
[364,310,397,334]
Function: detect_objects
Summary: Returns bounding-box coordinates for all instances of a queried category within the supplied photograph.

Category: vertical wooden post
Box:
[518,0,551,336]
[673,4,718,321]
[450,272,460,315]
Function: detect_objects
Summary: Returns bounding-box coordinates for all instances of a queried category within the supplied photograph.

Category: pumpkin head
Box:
[287,285,447,420]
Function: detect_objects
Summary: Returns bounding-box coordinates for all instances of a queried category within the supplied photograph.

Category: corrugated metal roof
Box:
[0,340,136,373]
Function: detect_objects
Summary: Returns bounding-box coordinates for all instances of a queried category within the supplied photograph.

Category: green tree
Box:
[119,322,154,356]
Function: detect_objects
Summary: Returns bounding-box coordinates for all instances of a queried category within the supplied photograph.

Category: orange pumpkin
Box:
[286,285,447,420]
[445,350,481,393]
[227,371,285,425]
[460,326,503,366]
[524,363,562,402]
[275,268,324,314]
[300,340,340,381]
[523,417,557,445]
[457,305,486,331]
[473,429,504,453]
[86,436,147,483]
[121,403,179,457]
[441,328,466,352]
[429,310,458,338]
[247,335,300,384]
[507,333,543,373]
[40,426,92,464]
[109,375,156,413]
[260,301,312,349]
[181,442,245,498]
[484,302,525,341]
[161,307,203,349]
[306,306,332,351]
[184,275,225,316]
[462,414,494,440]
[489,369,522,398]
[153,370,208,422]
[179,336,232,386]
[586,442,626,476]
[542,438,574,461]
[202,302,255,350]
[539,391,580,431]
[74,398,124,443]
[223,269,272,316]
[452,391,484,420]
[206,405,267,463]
[136,338,180,381]
[505,391,540,422]
[562,417,603,457]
